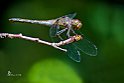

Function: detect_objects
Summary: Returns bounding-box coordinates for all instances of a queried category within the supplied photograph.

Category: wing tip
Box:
[69,55,81,63]
[89,48,98,56]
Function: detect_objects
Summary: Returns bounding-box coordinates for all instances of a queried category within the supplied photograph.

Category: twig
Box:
[0,33,67,52]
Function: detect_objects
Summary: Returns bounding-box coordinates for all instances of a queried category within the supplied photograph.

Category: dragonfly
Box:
[9,13,97,62]
[9,13,82,38]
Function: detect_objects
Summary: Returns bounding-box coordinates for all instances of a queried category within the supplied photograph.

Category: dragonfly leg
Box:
[57,35,63,40]
[66,28,71,37]
[70,28,77,35]
[56,28,68,35]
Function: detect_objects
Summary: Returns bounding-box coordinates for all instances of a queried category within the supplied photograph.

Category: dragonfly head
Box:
[74,35,83,41]
[72,19,82,30]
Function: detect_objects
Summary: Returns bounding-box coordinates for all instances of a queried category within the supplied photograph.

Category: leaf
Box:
[28,59,83,83]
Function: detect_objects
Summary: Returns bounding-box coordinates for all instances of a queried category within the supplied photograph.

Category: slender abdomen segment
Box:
[9,18,56,26]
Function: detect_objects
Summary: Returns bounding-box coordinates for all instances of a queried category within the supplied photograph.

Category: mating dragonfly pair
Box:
[9,13,97,62]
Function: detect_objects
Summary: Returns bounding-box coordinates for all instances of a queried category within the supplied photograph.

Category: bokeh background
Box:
[0,0,124,83]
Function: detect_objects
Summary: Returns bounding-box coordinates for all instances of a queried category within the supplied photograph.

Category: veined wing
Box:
[73,37,97,56]
[50,32,81,62]
[65,43,81,62]
[49,24,59,37]
[73,30,97,56]
[64,13,77,19]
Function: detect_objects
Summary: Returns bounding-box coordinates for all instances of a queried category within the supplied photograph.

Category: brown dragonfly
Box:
[9,13,82,38]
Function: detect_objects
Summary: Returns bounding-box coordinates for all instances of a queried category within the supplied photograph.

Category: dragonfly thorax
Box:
[56,17,72,28]
[71,19,82,30]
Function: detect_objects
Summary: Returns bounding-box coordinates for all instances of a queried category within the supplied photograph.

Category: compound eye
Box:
[72,19,82,30]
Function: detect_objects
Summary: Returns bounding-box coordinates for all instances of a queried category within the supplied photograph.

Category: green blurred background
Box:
[0,0,124,83]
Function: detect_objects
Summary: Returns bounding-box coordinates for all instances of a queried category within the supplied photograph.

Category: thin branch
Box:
[0,33,67,52]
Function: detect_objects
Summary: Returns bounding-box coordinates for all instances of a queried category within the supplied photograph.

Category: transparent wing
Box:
[64,13,77,19]
[73,30,97,56]
[50,32,81,62]
[49,24,59,37]
[49,24,81,62]
[64,43,81,62]
[73,38,97,56]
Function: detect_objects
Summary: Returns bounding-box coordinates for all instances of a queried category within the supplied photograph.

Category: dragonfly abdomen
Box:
[9,18,56,26]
